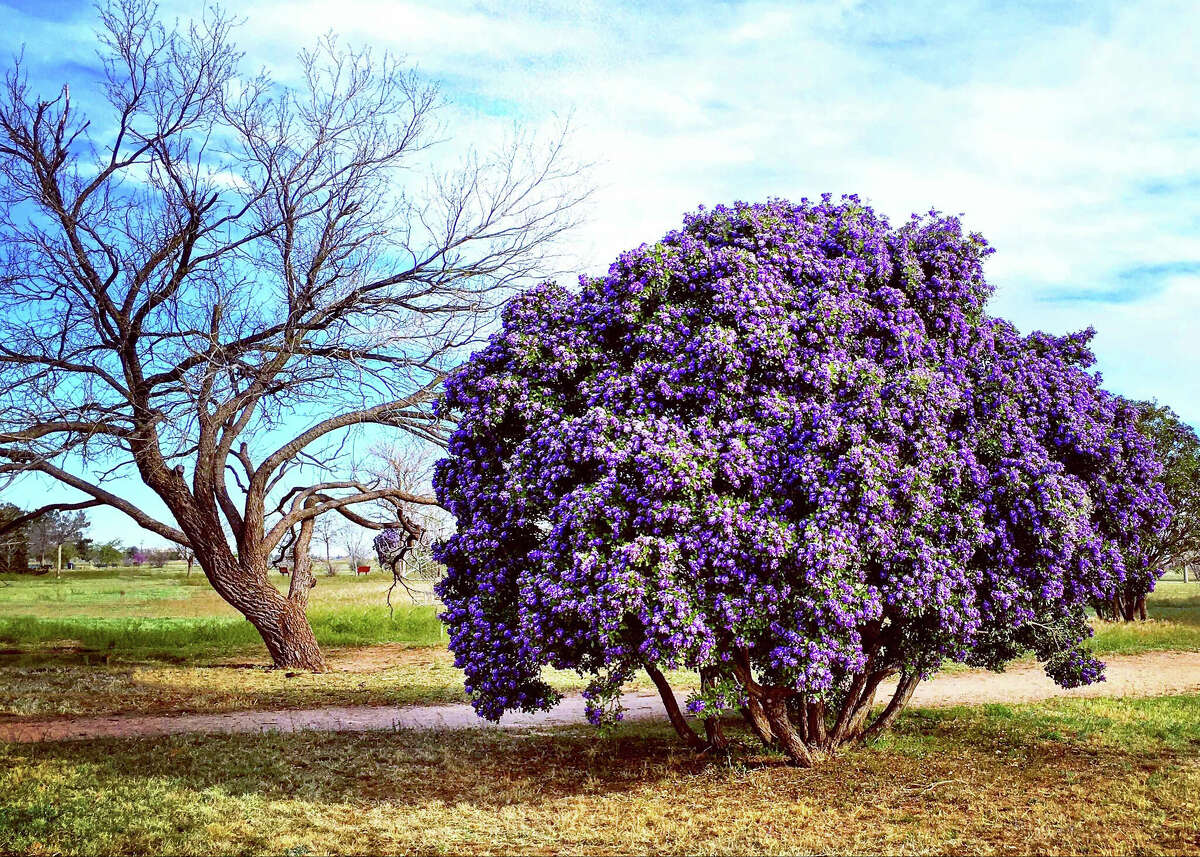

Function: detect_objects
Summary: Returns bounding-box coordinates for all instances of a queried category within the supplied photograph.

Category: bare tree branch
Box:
[0,499,102,538]
[0,0,588,669]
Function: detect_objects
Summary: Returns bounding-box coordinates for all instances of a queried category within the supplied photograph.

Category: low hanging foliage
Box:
[432,196,1169,765]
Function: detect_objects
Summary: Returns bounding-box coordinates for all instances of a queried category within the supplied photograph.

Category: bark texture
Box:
[645,663,706,751]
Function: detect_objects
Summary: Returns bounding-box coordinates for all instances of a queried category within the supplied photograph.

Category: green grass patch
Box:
[0,605,443,662]
[1089,580,1200,655]
[0,566,444,660]
[889,692,1200,755]
[308,605,444,648]
[3,569,1199,658]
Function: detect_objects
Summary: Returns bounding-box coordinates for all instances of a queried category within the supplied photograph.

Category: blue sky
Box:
[1,0,1197,546]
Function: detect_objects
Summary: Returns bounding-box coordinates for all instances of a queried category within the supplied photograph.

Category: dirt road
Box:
[2,650,1197,743]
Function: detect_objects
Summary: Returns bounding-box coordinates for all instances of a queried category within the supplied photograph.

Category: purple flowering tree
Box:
[433,197,1168,766]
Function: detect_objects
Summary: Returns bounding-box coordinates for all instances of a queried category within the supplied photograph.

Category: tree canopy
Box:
[433,196,1168,764]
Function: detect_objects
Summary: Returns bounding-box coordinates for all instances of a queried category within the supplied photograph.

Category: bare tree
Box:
[177,542,196,576]
[343,528,368,573]
[312,515,338,576]
[0,1,588,669]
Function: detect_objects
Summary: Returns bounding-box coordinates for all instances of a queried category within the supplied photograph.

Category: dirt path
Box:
[2,650,1197,744]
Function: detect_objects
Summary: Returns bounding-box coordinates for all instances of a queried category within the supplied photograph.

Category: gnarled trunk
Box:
[200,554,328,671]
[660,649,922,767]
[245,585,326,671]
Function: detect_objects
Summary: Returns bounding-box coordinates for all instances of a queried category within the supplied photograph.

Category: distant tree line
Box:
[0,501,442,578]
[0,505,89,573]
[0,504,183,572]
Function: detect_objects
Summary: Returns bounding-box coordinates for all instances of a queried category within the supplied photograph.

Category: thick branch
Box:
[0,450,184,543]
[644,663,705,751]
[0,499,102,537]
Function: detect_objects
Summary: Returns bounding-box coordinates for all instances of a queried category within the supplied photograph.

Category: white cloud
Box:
[143,0,1200,427]
[2,0,1197,539]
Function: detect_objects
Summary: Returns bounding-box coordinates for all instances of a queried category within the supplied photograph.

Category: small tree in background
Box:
[92,541,124,568]
[25,509,89,576]
[144,547,176,568]
[1097,402,1200,620]
[434,197,1168,765]
[176,543,196,577]
[344,530,369,572]
[312,517,339,576]
[0,504,29,573]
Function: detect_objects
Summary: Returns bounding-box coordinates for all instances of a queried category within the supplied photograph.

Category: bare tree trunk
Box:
[196,549,327,672]
[843,672,887,743]
[644,663,705,751]
[703,716,728,750]
[1112,592,1145,622]
[807,700,827,748]
[760,695,814,767]
[843,685,879,742]
[276,506,326,671]
[860,673,920,744]
[246,589,325,671]
[739,696,775,746]
[829,669,878,746]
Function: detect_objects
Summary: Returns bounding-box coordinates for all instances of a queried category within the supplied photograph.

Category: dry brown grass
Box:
[2,695,1198,855]
[0,646,465,718]
[0,645,696,719]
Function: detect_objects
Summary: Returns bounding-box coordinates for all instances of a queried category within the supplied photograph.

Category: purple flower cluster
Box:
[433,196,1168,723]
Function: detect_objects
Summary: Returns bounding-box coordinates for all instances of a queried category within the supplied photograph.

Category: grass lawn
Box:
[1090,579,1200,655]
[0,564,444,660]
[0,693,1196,855]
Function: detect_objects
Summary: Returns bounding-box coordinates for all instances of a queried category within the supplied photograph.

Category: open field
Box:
[1,694,1197,855]
[1,570,1198,720]
[1091,579,1200,655]
[0,562,438,621]
[0,565,443,659]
